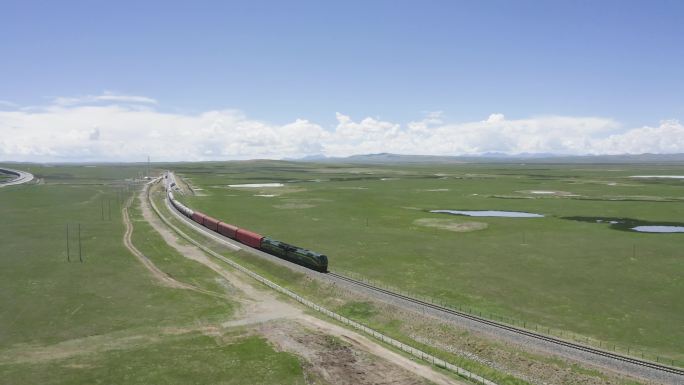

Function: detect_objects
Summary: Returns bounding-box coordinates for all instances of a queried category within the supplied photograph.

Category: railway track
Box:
[327,272,684,377]
[0,167,34,187]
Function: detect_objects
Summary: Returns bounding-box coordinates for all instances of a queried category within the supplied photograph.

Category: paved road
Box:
[0,167,34,187]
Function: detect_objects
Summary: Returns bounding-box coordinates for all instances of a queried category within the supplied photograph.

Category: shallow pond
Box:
[431,210,544,218]
[228,183,284,188]
[631,226,684,233]
[564,216,684,233]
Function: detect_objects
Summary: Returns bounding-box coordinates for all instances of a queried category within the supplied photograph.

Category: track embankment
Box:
[327,273,684,383]
[0,167,34,187]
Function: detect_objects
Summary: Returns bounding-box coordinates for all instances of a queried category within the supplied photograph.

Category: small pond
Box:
[631,226,684,233]
[228,183,284,188]
[564,216,684,233]
[431,210,544,218]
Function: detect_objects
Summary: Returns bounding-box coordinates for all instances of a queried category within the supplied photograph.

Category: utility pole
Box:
[78,223,83,263]
[66,224,70,262]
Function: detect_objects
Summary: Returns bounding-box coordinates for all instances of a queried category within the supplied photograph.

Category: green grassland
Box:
[152,182,659,385]
[0,165,225,346]
[149,186,531,385]
[0,164,306,384]
[3,333,304,385]
[172,161,684,361]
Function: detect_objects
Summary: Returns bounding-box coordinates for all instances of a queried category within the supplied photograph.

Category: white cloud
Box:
[52,91,158,107]
[591,119,684,155]
[323,113,623,157]
[0,96,682,162]
[485,113,505,123]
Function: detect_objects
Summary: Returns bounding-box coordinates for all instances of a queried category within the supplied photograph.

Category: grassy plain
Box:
[151,185,645,385]
[0,164,306,385]
[150,187,531,385]
[172,161,684,361]
[2,333,304,385]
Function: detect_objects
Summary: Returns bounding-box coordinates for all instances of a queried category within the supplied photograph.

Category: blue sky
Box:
[1,1,683,161]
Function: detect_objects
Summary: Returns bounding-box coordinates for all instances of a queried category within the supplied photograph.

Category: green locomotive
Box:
[260,237,329,273]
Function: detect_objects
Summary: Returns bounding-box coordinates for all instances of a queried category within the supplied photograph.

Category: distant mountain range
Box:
[4,152,684,165]
[292,152,684,164]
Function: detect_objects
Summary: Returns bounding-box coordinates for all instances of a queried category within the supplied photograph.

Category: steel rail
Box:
[327,272,683,376]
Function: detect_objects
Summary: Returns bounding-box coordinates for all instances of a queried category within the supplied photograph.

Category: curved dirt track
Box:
[122,194,221,298]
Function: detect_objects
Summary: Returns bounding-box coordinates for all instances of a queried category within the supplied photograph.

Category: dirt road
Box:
[122,195,220,298]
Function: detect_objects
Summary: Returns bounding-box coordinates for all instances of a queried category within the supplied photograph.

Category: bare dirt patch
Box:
[414,218,488,232]
[273,198,328,209]
[296,315,461,385]
[274,203,316,209]
[260,320,437,385]
[0,325,208,365]
[221,184,307,196]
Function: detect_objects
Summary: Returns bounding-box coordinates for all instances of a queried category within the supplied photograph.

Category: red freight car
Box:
[191,212,206,225]
[235,228,263,249]
[203,216,219,232]
[217,221,238,239]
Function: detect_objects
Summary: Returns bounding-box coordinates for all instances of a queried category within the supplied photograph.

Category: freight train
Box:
[163,173,328,272]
